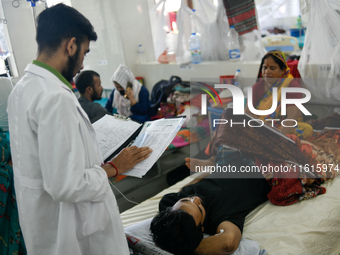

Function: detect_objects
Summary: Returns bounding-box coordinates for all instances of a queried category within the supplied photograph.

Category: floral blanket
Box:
[209,109,340,206]
[256,131,340,205]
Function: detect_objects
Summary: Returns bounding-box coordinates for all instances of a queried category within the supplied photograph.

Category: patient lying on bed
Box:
[150,145,270,255]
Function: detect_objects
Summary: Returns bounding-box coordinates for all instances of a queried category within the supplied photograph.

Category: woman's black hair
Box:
[257,50,287,79]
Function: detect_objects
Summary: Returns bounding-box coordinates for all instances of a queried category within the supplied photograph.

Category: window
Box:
[46,0,72,7]
[0,2,18,78]
[256,0,301,31]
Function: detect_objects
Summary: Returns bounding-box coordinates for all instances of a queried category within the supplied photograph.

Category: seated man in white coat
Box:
[7,4,152,255]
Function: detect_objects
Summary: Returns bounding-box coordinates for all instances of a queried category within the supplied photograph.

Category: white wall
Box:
[114,0,154,67]
[71,0,126,88]
[75,0,155,88]
[135,61,260,92]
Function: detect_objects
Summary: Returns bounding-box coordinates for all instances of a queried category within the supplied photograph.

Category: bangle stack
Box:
[106,161,119,177]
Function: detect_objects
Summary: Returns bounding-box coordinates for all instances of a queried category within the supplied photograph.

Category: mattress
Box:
[121,174,340,255]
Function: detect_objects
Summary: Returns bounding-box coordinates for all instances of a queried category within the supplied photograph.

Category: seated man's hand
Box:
[111,146,152,175]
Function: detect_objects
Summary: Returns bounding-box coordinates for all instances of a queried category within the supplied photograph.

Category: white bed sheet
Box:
[121,174,340,255]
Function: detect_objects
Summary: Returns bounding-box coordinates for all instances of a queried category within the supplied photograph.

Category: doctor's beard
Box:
[62,47,80,84]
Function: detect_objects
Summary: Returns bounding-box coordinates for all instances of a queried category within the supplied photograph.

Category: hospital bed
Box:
[262,35,300,56]
[121,172,340,255]
[120,100,340,255]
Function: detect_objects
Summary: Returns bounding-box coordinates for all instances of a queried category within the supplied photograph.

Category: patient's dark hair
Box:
[75,70,100,94]
[150,208,203,255]
[36,3,97,55]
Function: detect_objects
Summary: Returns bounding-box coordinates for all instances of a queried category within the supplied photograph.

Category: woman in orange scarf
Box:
[245,50,313,139]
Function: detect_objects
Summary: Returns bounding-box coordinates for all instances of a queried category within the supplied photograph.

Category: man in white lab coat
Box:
[7,4,152,255]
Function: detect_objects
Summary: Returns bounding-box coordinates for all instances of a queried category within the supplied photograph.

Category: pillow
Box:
[125,218,267,255]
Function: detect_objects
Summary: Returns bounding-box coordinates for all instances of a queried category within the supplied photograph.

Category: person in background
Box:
[245,50,313,139]
[0,77,13,138]
[75,70,110,122]
[0,127,26,255]
[7,4,152,255]
[105,64,151,123]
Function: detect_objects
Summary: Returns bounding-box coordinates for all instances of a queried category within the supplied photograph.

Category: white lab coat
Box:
[7,64,129,255]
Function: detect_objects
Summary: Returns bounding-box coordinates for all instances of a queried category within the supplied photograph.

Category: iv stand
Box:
[29,0,39,32]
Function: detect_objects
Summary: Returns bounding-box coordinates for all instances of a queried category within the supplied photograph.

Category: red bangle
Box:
[106,161,119,177]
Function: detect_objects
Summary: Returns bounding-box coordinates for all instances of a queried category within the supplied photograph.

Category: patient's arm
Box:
[194,221,241,255]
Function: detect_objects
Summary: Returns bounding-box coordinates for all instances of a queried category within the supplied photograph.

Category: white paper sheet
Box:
[124,117,186,178]
[92,114,142,161]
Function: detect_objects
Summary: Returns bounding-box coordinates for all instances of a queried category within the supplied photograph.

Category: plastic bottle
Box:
[227,26,240,61]
[138,44,146,64]
[189,33,202,64]
[297,15,303,39]
[297,15,302,29]
[188,9,202,64]
[234,69,241,86]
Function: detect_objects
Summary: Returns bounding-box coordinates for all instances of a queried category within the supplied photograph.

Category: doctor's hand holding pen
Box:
[102,146,153,178]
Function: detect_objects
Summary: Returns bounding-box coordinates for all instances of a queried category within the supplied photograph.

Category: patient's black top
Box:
[159,177,270,235]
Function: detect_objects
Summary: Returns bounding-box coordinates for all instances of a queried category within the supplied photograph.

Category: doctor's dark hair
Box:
[36,3,97,55]
[75,70,100,94]
[150,208,203,255]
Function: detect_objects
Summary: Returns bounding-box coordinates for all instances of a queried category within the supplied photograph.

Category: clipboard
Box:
[92,114,143,161]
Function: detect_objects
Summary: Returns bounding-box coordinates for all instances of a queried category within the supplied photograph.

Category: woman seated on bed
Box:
[105,65,151,123]
[245,50,313,139]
